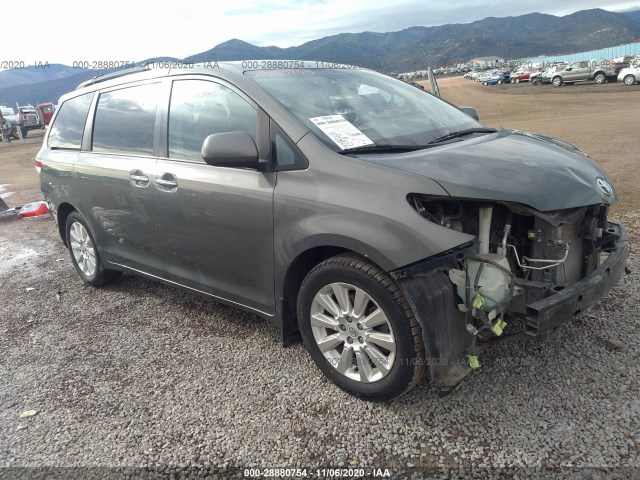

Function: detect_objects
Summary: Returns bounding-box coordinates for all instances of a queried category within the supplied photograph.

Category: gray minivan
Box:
[38,61,628,401]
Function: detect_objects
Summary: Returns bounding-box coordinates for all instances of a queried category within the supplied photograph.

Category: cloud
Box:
[9,0,640,65]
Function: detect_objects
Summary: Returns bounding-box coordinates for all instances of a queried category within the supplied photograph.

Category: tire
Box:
[497,80,502,84]
[624,74,636,86]
[297,254,426,402]
[515,78,520,84]
[552,76,562,87]
[594,72,606,84]
[65,211,121,286]
[483,81,488,86]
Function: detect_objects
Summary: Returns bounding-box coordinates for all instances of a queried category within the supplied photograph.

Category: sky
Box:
[10,0,640,66]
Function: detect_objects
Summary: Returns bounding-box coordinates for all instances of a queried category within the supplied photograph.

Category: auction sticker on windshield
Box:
[309,115,374,150]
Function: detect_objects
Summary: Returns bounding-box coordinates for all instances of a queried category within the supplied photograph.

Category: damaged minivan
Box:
[38,61,629,401]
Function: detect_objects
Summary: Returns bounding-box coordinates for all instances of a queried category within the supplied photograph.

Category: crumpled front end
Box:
[391,196,629,393]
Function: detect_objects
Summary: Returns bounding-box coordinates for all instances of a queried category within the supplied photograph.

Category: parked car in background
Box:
[617,57,640,86]
[531,63,568,85]
[510,67,540,83]
[476,71,497,82]
[551,59,617,86]
[482,72,511,85]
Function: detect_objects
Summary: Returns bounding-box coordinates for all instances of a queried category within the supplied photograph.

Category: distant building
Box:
[469,56,505,67]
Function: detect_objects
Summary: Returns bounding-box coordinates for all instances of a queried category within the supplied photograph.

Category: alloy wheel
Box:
[310,282,396,383]
[69,221,97,277]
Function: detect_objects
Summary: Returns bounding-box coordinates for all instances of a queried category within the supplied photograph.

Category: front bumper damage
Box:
[391,221,629,392]
[523,220,629,338]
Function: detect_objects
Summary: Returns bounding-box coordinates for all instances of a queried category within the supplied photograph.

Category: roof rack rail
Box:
[76,65,150,90]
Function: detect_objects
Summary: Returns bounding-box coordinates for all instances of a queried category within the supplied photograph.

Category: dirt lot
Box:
[1,79,639,476]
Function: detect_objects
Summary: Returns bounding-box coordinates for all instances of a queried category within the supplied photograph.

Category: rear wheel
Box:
[515,78,520,84]
[65,211,121,286]
[297,255,426,402]
[624,74,636,86]
[594,72,606,84]
[483,81,488,86]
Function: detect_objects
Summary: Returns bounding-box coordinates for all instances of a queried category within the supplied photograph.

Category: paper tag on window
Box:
[309,115,374,150]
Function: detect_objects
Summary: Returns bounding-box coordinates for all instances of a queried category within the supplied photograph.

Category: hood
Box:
[358,129,616,212]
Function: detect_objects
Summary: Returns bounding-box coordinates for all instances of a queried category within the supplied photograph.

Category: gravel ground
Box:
[0,209,638,479]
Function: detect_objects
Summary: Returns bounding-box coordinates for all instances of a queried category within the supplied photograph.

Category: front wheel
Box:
[65,211,122,286]
[297,255,426,401]
[552,76,562,87]
[624,74,636,86]
[10,127,27,139]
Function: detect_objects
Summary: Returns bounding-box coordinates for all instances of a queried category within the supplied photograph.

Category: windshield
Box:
[245,68,481,151]
[1,108,14,116]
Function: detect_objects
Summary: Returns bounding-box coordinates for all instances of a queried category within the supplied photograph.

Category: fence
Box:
[520,42,640,65]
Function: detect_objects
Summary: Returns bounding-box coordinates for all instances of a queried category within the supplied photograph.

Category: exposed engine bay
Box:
[399,194,626,389]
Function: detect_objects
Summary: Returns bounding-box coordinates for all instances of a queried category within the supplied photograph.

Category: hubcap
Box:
[69,222,97,277]
[310,282,396,383]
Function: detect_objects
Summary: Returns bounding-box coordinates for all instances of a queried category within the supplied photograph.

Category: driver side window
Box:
[168,80,257,162]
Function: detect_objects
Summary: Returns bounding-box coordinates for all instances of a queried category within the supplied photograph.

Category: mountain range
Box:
[1,8,638,105]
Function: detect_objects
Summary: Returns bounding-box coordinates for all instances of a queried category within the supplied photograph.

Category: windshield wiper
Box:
[340,144,428,154]
[427,127,497,145]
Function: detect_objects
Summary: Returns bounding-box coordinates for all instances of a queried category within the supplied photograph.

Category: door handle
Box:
[129,170,149,187]
[155,174,178,190]
[155,178,178,187]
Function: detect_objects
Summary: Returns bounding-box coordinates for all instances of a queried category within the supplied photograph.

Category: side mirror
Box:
[202,131,259,169]
[565,67,572,71]
[458,106,479,121]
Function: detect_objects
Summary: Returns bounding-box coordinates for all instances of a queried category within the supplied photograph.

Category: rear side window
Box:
[168,80,257,162]
[92,83,160,155]
[47,93,93,149]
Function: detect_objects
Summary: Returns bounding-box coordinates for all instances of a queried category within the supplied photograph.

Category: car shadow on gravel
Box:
[99,273,274,340]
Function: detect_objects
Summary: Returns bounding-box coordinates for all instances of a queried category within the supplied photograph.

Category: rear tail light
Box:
[35,158,42,174]
[19,201,51,219]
